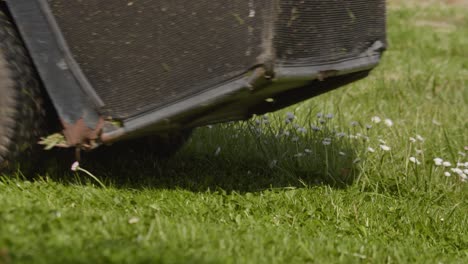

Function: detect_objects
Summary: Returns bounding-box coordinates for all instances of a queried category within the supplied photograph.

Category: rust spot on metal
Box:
[61,117,104,148]
[317,70,338,81]
[100,126,126,144]
[246,67,267,90]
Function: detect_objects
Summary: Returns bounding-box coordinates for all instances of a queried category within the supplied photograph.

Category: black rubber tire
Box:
[0,10,45,170]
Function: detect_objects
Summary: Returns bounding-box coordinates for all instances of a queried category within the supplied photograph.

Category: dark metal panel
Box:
[274,0,386,65]
[6,0,387,148]
[275,40,384,78]
[249,71,371,116]
[47,0,272,119]
[5,0,103,145]
[101,53,382,144]
[101,76,250,143]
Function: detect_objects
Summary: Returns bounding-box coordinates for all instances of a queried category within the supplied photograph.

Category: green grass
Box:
[1,2,468,263]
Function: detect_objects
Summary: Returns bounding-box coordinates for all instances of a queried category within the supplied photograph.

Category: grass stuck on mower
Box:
[0,0,386,168]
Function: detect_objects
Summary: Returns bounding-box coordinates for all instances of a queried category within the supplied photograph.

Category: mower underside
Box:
[6,0,386,148]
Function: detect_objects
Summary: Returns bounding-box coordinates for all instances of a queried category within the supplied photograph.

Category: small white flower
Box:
[207,125,213,129]
[297,127,307,134]
[311,125,321,131]
[316,112,323,118]
[322,138,331,145]
[214,146,221,156]
[409,137,417,143]
[350,121,359,127]
[304,149,312,153]
[444,171,451,177]
[326,113,334,119]
[283,130,290,137]
[380,145,391,151]
[464,169,468,175]
[294,153,304,157]
[286,112,295,120]
[432,119,441,126]
[336,132,347,138]
[339,152,346,156]
[416,135,424,142]
[451,168,463,175]
[457,162,465,167]
[460,173,467,181]
[384,119,393,127]
[415,149,423,155]
[353,158,361,164]
[442,161,451,167]
[379,139,387,144]
[71,161,79,171]
[291,136,299,142]
[458,151,466,157]
[366,124,372,129]
[367,147,376,153]
[409,157,420,165]
[269,160,278,168]
[371,116,381,123]
[433,158,443,166]
[128,217,140,224]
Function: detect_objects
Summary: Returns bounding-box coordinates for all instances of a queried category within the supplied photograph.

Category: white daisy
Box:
[384,119,393,127]
[433,158,443,166]
[380,145,391,151]
[409,157,420,165]
[442,161,451,167]
[371,116,381,123]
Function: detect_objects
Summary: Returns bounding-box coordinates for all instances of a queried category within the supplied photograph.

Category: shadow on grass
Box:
[27,121,365,193]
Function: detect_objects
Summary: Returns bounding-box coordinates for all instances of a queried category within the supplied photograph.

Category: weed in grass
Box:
[70,161,107,189]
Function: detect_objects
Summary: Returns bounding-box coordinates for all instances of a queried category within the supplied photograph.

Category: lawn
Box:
[1,1,467,263]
